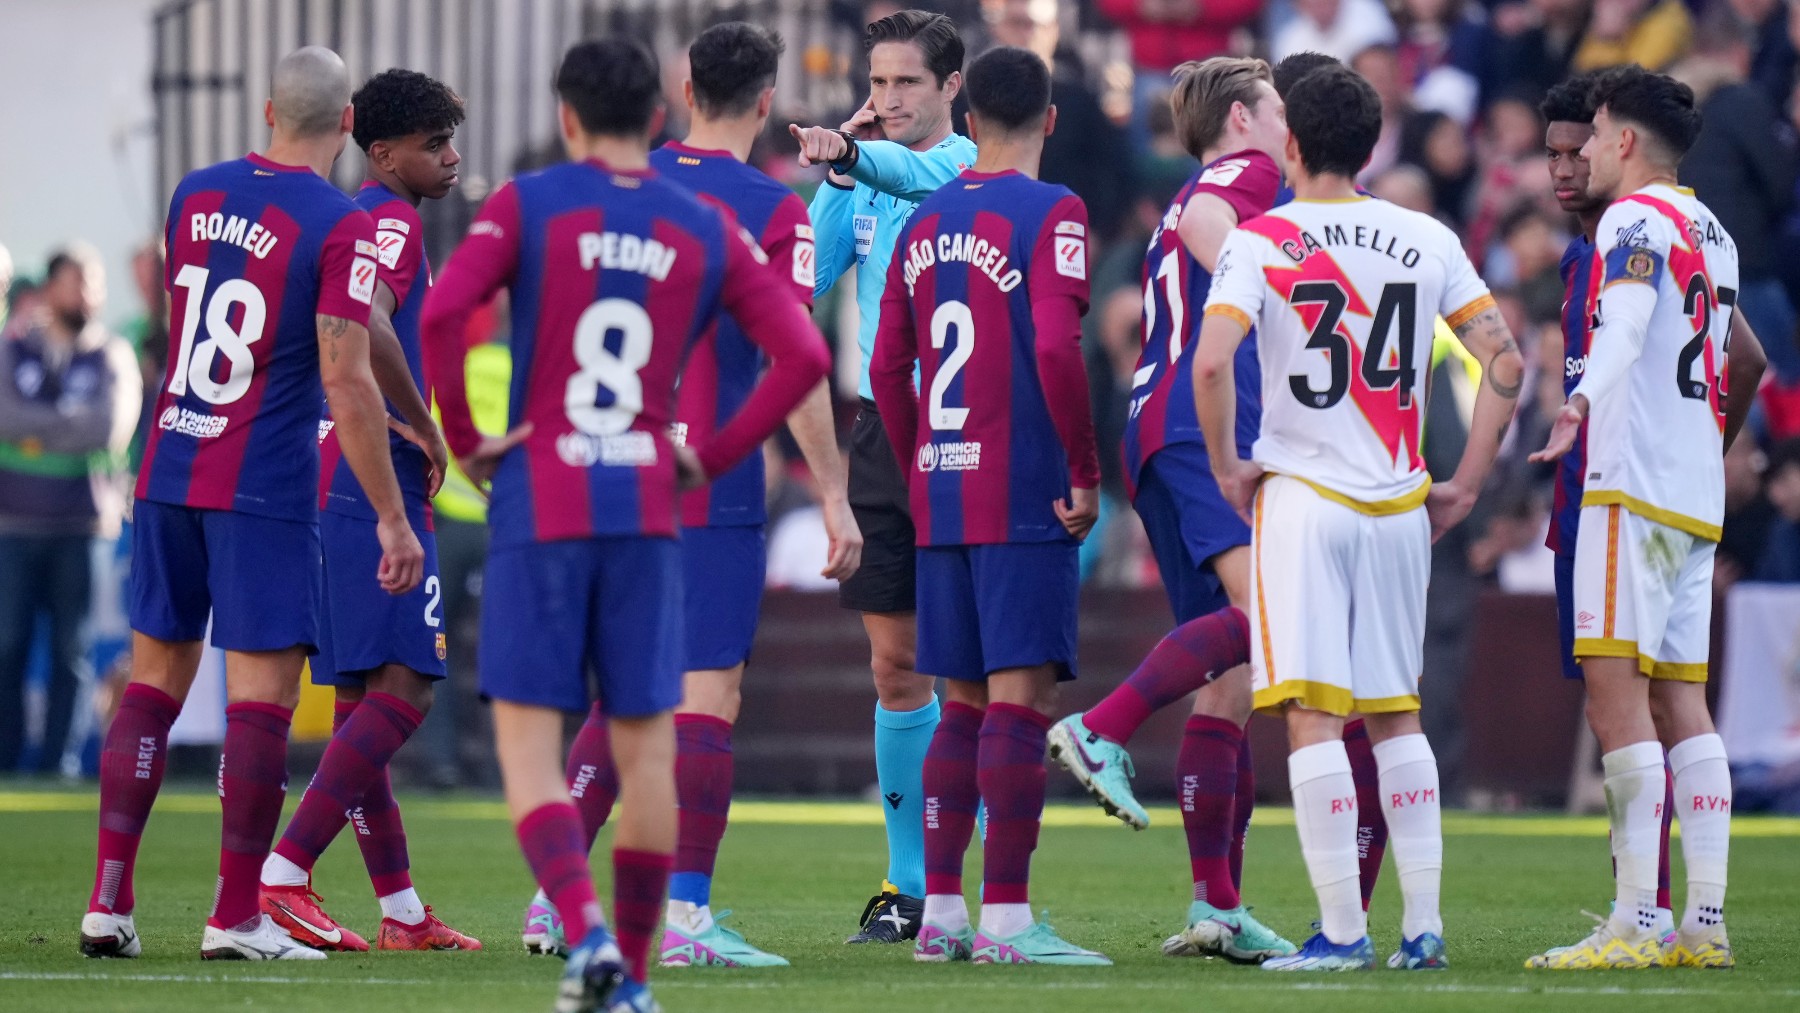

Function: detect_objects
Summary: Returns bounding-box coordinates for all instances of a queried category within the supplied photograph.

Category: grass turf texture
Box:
[3,788,1797,1011]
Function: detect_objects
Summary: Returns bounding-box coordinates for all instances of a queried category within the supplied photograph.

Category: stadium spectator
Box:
[1485,0,1588,102]
[1399,108,1476,226]
[1677,13,1800,383]
[0,244,141,775]
[1393,0,1488,94]
[1724,0,1797,114]
[1464,91,1546,266]
[1096,0,1263,150]
[1270,0,1398,63]
[1352,45,1409,181]
[1755,438,1800,582]
[1572,0,1693,73]
[1717,434,1776,590]
[1370,163,1437,215]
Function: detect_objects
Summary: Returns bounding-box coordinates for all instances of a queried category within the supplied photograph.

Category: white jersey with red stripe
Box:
[1575,184,1738,541]
[1204,196,1493,512]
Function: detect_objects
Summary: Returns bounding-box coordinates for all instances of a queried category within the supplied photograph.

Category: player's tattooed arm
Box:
[1453,308,1523,401]
[317,313,351,363]
[1432,304,1524,543]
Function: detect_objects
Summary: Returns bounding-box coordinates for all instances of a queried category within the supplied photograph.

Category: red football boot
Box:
[261,883,370,952]
[376,906,483,951]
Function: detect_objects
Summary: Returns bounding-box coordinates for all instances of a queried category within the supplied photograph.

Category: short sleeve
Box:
[316,208,378,326]
[1027,194,1091,316]
[1438,225,1495,328]
[759,193,817,310]
[1191,150,1282,225]
[1596,200,1669,291]
[1202,227,1267,331]
[370,200,425,306]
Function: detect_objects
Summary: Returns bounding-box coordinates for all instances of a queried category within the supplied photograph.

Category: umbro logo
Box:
[884,792,904,810]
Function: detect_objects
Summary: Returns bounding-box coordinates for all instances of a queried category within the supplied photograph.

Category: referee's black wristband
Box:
[828,130,861,175]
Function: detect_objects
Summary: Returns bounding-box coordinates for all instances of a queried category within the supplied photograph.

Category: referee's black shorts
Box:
[837,398,917,614]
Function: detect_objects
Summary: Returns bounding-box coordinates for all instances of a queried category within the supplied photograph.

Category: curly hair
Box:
[1540,72,1598,126]
[351,68,464,152]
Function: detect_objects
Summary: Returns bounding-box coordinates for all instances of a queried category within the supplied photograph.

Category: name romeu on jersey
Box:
[1571,184,1740,541]
[869,169,1099,546]
[420,158,829,550]
[1122,149,1281,496]
[1203,196,1494,512]
[138,153,377,522]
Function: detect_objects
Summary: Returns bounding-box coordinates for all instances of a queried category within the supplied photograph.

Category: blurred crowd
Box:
[8,0,1800,788]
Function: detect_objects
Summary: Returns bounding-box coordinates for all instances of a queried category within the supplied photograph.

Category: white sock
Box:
[923,893,970,933]
[1289,740,1365,945]
[978,902,1031,939]
[1374,733,1444,941]
[379,887,425,925]
[665,899,714,934]
[1602,741,1666,941]
[1670,733,1731,937]
[260,852,309,888]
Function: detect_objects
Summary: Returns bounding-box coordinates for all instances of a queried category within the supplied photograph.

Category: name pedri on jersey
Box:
[1204,197,1493,511]
[318,181,433,525]
[1122,150,1281,493]
[138,153,376,523]
[651,141,815,529]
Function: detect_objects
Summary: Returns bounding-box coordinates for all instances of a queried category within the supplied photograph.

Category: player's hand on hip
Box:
[388,415,451,499]
[1056,486,1101,542]
[1215,459,1264,524]
[819,492,864,581]
[1425,480,1477,545]
[841,97,883,140]
[788,124,850,169]
[1529,399,1587,464]
[674,445,708,491]
[374,515,425,595]
[459,422,534,488]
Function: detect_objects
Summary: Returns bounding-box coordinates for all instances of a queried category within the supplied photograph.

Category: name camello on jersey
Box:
[1274,221,1424,269]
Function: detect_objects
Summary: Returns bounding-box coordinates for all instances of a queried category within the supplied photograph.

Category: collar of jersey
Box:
[959,168,1021,181]
[246,152,313,174]
[664,140,734,160]
[582,156,653,178]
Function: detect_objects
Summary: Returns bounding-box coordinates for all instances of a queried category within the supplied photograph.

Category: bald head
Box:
[271,46,352,138]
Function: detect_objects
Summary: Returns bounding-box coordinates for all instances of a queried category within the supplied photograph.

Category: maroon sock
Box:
[1178,715,1241,909]
[318,698,413,897]
[567,703,619,851]
[90,683,181,915]
[922,702,983,897]
[1657,760,1674,912]
[518,802,602,941]
[272,693,421,875]
[672,714,733,891]
[1344,719,1388,911]
[210,702,292,930]
[612,848,673,983]
[1229,733,1255,891]
[978,703,1052,906]
[1083,607,1249,746]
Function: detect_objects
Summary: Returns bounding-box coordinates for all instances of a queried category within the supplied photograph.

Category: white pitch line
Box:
[5,971,1792,999]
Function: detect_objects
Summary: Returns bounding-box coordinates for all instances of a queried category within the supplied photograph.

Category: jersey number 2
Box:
[929,301,975,431]
[168,265,266,405]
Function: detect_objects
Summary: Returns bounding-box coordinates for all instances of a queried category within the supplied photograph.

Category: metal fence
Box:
[150,0,862,259]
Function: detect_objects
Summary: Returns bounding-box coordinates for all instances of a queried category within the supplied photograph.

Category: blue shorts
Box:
[1553,551,1583,681]
[311,510,447,685]
[682,525,766,671]
[915,542,1079,683]
[1132,445,1249,623]
[129,500,321,653]
[480,536,683,717]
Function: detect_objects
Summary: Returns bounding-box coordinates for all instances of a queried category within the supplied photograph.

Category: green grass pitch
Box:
[3,787,1797,1011]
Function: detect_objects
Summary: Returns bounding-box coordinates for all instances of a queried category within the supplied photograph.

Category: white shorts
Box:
[1571,504,1714,682]
[1247,475,1430,716]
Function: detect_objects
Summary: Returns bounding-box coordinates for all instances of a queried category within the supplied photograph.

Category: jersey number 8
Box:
[567,298,653,435]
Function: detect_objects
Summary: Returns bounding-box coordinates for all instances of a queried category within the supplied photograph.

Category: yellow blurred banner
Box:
[291,662,336,742]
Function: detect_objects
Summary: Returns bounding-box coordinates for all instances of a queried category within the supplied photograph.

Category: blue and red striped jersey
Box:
[1121,150,1281,496]
[138,152,377,523]
[870,169,1099,547]
[318,181,433,526]
[422,158,828,550]
[1547,234,1598,555]
[650,141,816,529]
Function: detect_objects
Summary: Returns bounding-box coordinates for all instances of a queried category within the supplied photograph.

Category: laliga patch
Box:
[348,256,377,304]
[375,229,407,270]
[378,217,411,234]
[792,239,816,288]
[1054,236,1087,280]
[1198,158,1249,188]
